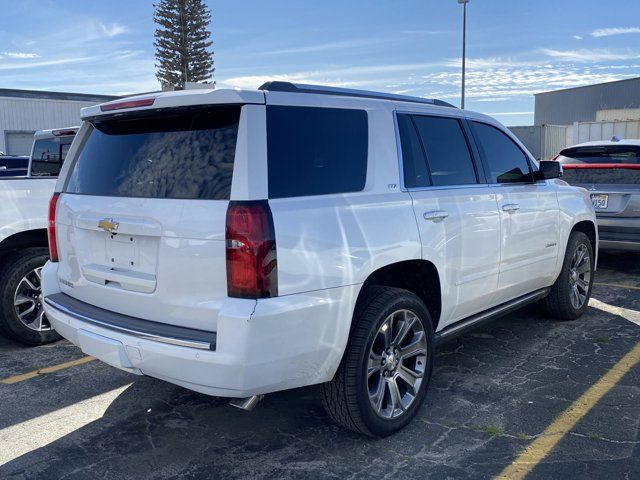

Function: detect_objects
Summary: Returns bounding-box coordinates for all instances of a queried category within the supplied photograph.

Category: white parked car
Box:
[0,127,77,345]
[42,83,597,436]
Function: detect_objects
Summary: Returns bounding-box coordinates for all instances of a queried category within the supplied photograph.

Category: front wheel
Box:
[0,248,61,345]
[541,231,594,320]
[322,286,434,437]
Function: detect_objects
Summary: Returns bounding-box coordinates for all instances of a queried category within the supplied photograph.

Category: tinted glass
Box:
[267,106,368,198]
[473,122,531,183]
[66,106,240,199]
[562,168,640,185]
[558,145,640,164]
[30,137,73,177]
[413,116,477,186]
[397,114,429,188]
[0,156,28,177]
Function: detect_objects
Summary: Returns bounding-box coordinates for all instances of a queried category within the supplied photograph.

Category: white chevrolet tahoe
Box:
[42,83,597,436]
[0,127,77,345]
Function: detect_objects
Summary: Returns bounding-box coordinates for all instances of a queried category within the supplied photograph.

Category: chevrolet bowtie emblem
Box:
[98,218,119,234]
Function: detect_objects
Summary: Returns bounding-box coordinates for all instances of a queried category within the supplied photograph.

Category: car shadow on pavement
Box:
[2,298,639,479]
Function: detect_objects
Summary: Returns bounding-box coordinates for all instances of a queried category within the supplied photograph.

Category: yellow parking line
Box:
[496,341,640,480]
[1,356,95,385]
[594,282,640,291]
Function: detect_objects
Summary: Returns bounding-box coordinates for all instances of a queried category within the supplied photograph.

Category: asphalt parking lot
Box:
[0,252,639,480]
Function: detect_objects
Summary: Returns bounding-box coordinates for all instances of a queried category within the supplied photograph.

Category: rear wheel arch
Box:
[357,260,442,332]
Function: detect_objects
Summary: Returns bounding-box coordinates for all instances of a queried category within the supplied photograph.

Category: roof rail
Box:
[258,81,457,108]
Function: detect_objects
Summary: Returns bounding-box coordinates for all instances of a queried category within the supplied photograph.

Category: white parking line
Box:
[0,384,132,466]
[589,297,640,327]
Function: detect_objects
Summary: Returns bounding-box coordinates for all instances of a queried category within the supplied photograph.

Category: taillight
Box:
[100,97,155,112]
[47,193,60,262]
[225,201,277,299]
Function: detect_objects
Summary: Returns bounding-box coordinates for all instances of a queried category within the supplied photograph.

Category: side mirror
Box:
[536,160,563,180]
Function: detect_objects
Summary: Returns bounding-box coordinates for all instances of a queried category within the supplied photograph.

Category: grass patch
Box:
[595,336,610,344]
[516,432,528,441]
[587,432,603,441]
[484,425,503,437]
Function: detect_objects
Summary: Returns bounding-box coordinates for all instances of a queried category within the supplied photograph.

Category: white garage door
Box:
[6,132,35,155]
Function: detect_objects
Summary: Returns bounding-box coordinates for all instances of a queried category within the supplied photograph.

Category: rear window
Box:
[31,136,74,177]
[267,106,368,198]
[412,115,477,186]
[558,145,640,164]
[561,168,640,185]
[66,106,240,200]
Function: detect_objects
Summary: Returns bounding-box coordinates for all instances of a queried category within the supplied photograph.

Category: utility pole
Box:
[458,0,469,109]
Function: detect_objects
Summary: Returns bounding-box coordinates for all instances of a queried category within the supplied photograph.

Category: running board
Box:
[434,288,550,346]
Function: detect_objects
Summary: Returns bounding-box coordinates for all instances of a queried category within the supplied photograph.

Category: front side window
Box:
[267,106,368,198]
[66,106,240,200]
[473,122,532,183]
[412,115,477,186]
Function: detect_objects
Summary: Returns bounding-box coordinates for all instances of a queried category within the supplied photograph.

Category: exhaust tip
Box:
[229,394,264,411]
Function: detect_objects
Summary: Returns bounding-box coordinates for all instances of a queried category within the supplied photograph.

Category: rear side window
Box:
[412,115,477,186]
[267,106,368,198]
[472,122,532,183]
[66,106,240,200]
[397,114,429,188]
[31,137,74,177]
[558,145,640,164]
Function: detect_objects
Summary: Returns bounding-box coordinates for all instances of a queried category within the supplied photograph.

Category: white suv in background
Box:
[42,83,597,436]
[0,127,77,345]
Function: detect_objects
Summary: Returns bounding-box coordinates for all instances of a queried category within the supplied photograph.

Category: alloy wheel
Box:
[568,243,591,310]
[13,267,52,331]
[367,309,428,419]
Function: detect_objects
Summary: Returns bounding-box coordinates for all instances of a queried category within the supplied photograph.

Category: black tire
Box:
[540,231,594,320]
[0,248,61,345]
[321,286,434,437]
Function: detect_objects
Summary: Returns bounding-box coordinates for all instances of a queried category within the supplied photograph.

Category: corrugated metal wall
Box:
[570,120,640,145]
[508,126,542,159]
[596,108,640,122]
[534,77,640,126]
[0,96,97,154]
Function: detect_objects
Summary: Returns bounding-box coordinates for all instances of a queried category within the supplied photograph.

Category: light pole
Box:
[458,0,469,109]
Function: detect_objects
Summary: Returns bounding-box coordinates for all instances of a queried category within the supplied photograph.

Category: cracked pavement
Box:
[0,251,639,479]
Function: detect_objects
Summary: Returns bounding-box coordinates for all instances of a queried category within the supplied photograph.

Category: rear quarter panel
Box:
[263,94,421,295]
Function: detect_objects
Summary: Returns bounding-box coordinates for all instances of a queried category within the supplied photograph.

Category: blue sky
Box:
[1,0,639,125]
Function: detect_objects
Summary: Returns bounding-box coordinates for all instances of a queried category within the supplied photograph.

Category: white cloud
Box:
[0,56,95,70]
[99,22,126,38]
[266,39,376,55]
[490,111,534,116]
[444,57,537,69]
[539,48,640,62]
[591,27,640,37]
[2,52,40,59]
[573,35,583,40]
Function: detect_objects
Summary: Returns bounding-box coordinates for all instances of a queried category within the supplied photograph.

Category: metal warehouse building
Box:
[534,77,640,126]
[0,88,117,155]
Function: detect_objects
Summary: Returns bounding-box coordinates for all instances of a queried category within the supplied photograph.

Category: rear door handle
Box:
[423,210,449,222]
[502,203,520,213]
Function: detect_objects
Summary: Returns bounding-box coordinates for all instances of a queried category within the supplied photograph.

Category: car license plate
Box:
[591,194,608,209]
